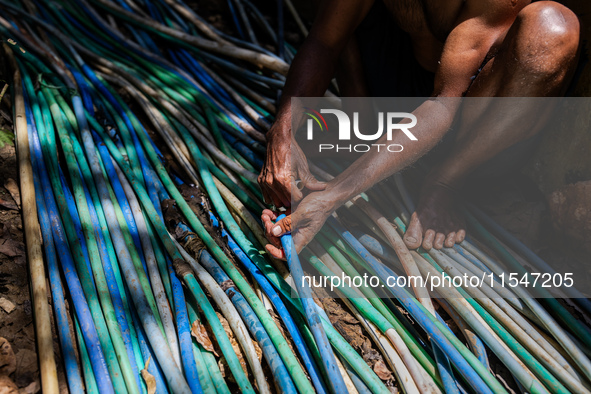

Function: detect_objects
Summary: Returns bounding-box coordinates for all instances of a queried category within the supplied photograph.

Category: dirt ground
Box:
[0,139,49,393]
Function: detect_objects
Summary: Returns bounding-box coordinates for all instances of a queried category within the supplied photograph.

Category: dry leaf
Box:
[4,179,20,210]
[0,196,17,211]
[373,360,393,381]
[141,357,157,394]
[0,338,16,376]
[18,380,40,394]
[321,295,396,386]
[191,320,218,356]
[12,349,37,387]
[0,298,15,314]
[0,375,18,394]
[0,239,24,258]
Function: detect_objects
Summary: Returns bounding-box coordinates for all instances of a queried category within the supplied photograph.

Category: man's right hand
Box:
[258,122,325,209]
[256,0,373,209]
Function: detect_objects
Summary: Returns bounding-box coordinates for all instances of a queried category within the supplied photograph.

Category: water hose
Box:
[277,213,350,394]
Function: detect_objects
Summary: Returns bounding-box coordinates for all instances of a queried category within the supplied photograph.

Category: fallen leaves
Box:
[0,195,17,211]
[0,338,18,394]
[191,320,218,356]
[0,338,16,376]
[217,312,248,377]
[0,239,23,258]
[0,298,15,314]
[3,180,19,210]
[0,375,18,394]
[140,358,157,394]
[373,359,393,381]
[321,294,396,384]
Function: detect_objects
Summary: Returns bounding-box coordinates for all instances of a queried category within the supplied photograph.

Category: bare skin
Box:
[259,0,580,257]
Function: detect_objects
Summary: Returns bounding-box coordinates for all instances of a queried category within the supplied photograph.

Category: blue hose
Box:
[277,214,349,394]
[194,236,298,394]
[227,0,246,39]
[71,96,192,393]
[167,256,203,394]
[434,315,463,394]
[75,317,99,394]
[349,229,463,393]
[220,129,264,169]
[203,208,328,394]
[94,109,205,393]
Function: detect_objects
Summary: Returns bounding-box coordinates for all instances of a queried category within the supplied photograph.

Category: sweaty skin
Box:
[259,0,580,258]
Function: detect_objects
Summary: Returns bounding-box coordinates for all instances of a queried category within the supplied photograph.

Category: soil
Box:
[0,138,47,393]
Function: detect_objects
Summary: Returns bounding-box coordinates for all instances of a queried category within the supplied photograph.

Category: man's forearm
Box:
[271,37,342,139]
[323,98,461,208]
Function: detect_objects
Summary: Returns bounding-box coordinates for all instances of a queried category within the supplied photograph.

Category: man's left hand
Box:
[262,191,335,260]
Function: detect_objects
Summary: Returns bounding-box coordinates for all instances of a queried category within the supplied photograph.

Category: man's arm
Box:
[284,0,527,252]
[433,0,526,97]
[275,0,375,123]
[259,0,374,207]
[323,0,523,202]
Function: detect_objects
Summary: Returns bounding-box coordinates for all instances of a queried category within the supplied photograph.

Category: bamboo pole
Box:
[4,42,59,393]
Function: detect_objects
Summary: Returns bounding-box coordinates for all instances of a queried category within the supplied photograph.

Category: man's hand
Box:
[256,0,373,210]
[262,209,290,260]
[262,190,335,259]
[258,123,325,209]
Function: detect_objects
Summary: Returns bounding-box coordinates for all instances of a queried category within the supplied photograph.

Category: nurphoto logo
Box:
[305,108,418,153]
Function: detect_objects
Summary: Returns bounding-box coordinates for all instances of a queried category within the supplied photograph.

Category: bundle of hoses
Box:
[2,1,591,393]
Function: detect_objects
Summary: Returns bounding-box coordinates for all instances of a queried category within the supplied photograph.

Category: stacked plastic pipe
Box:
[2,1,591,393]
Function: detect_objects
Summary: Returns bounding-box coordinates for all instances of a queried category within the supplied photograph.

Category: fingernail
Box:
[272,226,282,236]
[405,236,417,243]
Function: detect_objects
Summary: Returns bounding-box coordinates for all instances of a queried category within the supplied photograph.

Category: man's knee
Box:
[513,2,579,77]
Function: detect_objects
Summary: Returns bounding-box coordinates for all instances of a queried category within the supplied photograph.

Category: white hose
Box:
[113,159,182,367]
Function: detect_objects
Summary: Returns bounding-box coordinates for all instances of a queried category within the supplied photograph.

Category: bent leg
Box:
[404,1,580,250]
